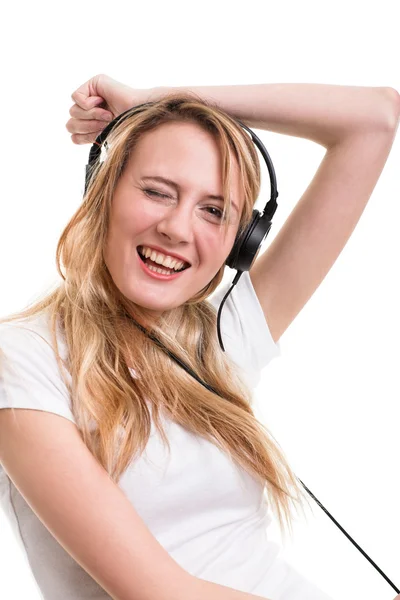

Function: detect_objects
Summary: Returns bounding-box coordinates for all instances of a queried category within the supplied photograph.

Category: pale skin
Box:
[65,75,400,599]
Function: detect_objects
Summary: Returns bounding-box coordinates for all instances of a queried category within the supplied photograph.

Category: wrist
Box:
[120,86,168,115]
[145,86,169,103]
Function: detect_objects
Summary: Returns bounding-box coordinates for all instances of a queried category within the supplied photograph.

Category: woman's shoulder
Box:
[0,309,66,353]
[0,310,75,423]
[0,309,70,379]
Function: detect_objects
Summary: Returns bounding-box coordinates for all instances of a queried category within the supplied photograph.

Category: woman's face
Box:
[103,120,244,322]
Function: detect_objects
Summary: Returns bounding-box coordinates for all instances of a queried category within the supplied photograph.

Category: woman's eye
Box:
[143,189,223,221]
[144,189,169,199]
[204,206,223,220]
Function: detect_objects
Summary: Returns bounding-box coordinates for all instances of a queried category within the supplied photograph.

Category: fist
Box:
[65,74,147,145]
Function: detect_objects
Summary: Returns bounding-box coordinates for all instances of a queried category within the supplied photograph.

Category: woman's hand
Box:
[65,74,151,145]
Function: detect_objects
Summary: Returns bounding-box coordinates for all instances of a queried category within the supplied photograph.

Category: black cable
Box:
[299,480,399,594]
[129,312,400,595]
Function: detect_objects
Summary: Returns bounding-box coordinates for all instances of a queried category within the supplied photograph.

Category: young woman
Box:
[0,74,398,600]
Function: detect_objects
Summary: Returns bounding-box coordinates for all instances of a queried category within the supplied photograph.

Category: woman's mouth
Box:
[136,247,190,280]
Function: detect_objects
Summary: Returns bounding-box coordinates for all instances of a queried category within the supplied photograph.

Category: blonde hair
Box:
[0,92,311,538]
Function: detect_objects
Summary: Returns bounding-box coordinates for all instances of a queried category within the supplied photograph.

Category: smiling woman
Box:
[0,89,313,600]
[100,117,247,321]
[0,74,398,600]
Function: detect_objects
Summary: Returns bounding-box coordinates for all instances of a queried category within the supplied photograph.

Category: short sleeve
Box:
[0,323,76,424]
[208,271,281,389]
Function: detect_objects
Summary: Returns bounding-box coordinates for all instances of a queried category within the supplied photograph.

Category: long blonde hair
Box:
[0,92,311,537]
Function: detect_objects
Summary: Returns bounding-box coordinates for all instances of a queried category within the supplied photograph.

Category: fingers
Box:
[65,116,108,145]
[69,103,113,122]
[66,104,114,145]
[71,84,104,110]
[70,130,106,145]
[68,75,122,145]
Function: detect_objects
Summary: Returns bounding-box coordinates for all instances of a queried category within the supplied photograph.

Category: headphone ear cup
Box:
[225,231,248,271]
[225,210,260,271]
[225,209,272,272]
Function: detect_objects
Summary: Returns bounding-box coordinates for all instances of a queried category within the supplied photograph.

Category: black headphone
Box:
[84,102,398,594]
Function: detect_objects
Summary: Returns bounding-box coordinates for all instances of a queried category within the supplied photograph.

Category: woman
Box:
[0,74,398,600]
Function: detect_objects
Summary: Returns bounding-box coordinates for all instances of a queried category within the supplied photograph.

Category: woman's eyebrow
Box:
[140,175,239,213]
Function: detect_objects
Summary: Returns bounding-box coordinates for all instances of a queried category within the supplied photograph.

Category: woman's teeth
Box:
[138,246,188,273]
[147,263,176,275]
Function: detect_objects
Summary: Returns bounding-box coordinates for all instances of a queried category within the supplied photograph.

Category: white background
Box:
[0,1,399,599]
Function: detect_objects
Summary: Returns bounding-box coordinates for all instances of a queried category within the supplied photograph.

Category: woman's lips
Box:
[137,247,189,272]
[136,247,190,280]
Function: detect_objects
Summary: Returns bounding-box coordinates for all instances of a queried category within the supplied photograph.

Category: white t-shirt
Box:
[0,271,333,599]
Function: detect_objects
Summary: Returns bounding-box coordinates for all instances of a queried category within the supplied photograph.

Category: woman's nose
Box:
[156,205,195,244]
